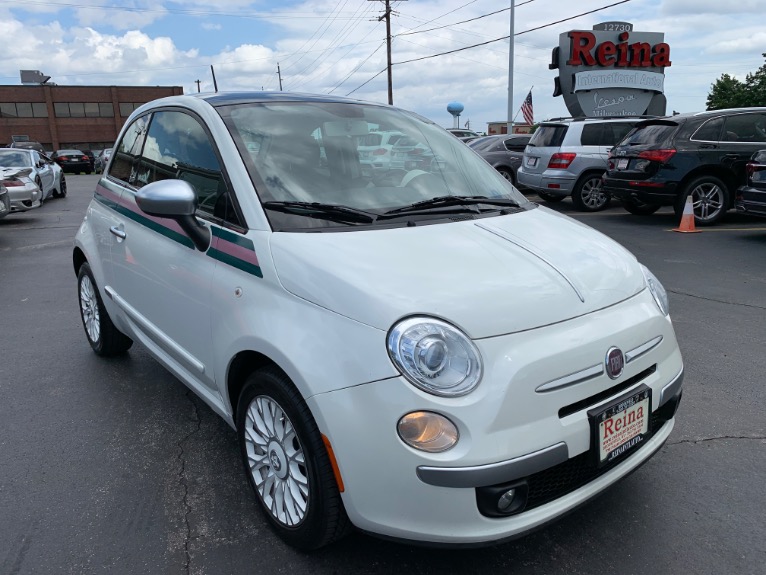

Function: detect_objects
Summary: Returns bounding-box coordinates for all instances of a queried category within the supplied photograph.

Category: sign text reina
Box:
[567,31,671,68]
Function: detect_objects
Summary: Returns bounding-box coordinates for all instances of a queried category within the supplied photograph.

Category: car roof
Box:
[195,91,381,108]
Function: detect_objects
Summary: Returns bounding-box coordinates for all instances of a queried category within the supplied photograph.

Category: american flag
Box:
[521,90,534,125]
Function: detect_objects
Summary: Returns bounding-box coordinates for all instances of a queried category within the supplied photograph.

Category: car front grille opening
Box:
[558,365,657,419]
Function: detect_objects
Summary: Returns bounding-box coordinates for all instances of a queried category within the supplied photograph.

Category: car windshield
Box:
[219,101,528,230]
[0,150,32,167]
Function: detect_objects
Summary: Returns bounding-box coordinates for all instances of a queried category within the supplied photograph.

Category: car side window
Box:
[580,124,605,146]
[692,117,724,142]
[136,110,242,226]
[722,113,766,143]
[109,114,150,183]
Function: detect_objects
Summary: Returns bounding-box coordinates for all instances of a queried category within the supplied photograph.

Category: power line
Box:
[328,42,387,93]
[394,0,633,65]
[344,0,633,96]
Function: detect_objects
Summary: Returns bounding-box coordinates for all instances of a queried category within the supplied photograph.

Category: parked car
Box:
[469,134,531,185]
[74,91,683,550]
[518,117,643,211]
[82,150,97,172]
[603,108,766,225]
[358,130,406,176]
[735,149,766,218]
[447,128,482,142]
[0,148,66,203]
[8,140,46,154]
[94,148,112,173]
[51,149,93,174]
[0,168,41,213]
[0,182,9,219]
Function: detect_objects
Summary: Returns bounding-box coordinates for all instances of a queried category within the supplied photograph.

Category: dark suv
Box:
[603,108,766,225]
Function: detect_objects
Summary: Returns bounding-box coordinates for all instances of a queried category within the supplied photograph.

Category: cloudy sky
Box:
[2,0,764,131]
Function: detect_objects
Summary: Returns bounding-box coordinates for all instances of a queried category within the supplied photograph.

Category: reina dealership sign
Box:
[550,22,670,117]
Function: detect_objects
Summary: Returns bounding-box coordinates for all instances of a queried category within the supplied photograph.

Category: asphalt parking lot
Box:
[0,175,764,575]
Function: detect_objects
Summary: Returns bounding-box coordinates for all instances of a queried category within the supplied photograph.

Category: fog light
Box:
[497,489,516,512]
[397,411,458,453]
[476,481,529,517]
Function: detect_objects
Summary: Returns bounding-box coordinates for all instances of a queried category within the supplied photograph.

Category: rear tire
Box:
[77,262,133,356]
[35,177,44,205]
[675,175,729,226]
[237,367,350,550]
[622,197,661,215]
[497,167,514,185]
[571,173,610,212]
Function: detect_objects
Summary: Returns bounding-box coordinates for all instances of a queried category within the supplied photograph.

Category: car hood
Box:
[269,207,645,338]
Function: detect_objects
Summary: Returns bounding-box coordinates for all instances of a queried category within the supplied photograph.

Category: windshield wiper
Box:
[382,195,520,216]
[262,201,377,223]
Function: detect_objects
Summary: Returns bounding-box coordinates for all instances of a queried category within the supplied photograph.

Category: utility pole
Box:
[506,0,515,134]
[277,63,283,91]
[194,79,201,93]
[370,0,405,105]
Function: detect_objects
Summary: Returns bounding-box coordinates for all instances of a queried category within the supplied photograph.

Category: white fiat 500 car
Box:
[73,92,684,550]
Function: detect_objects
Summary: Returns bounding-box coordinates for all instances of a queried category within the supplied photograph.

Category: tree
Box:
[743,53,766,106]
[706,53,766,109]
[706,74,746,110]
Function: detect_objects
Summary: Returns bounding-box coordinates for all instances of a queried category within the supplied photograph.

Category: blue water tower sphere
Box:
[447,102,464,116]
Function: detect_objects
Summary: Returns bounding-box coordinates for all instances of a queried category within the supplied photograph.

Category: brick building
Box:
[0,84,183,152]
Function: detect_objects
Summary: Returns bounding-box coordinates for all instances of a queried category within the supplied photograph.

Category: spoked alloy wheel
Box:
[79,273,101,344]
[237,368,350,550]
[244,395,309,527]
[497,168,514,184]
[572,174,610,211]
[77,262,133,356]
[679,176,728,225]
[58,176,67,198]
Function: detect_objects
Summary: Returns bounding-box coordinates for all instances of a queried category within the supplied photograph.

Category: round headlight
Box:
[641,264,669,316]
[387,317,482,397]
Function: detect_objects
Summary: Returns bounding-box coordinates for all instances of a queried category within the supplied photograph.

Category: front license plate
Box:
[589,385,651,467]
[527,157,538,167]
[617,158,629,169]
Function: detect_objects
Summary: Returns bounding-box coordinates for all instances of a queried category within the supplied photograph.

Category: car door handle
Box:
[110,226,127,239]
[723,154,740,160]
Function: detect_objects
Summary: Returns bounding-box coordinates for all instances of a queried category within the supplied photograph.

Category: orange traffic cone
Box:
[673,195,700,233]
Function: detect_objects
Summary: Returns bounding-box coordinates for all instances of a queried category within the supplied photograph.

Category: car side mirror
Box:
[136,179,210,251]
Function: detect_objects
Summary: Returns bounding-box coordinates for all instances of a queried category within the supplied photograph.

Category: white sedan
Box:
[73,92,683,550]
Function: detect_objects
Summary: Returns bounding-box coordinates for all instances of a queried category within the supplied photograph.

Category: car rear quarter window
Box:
[528,125,567,147]
[580,124,607,146]
[619,122,678,146]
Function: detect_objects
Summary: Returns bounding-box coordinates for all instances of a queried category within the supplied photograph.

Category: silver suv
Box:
[517,117,642,211]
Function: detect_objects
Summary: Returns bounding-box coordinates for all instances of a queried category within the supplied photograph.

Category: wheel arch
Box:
[678,167,737,207]
[573,169,607,191]
[73,247,87,277]
[493,164,515,184]
[227,351,291,418]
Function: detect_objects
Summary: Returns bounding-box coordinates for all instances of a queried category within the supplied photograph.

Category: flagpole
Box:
[506,0,514,135]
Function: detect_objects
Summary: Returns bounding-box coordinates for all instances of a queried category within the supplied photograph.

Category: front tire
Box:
[77,262,133,356]
[237,368,350,550]
[35,177,44,205]
[572,173,610,211]
[675,175,729,226]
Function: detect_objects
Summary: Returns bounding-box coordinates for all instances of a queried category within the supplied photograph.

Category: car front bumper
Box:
[308,288,683,544]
